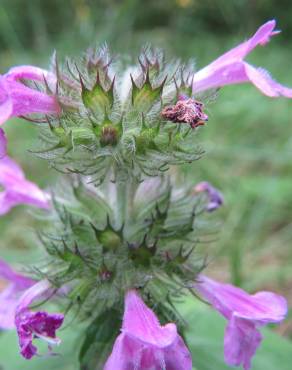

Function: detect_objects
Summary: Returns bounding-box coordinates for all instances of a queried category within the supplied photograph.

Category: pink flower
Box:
[15,280,64,359]
[194,181,223,212]
[193,20,292,98]
[194,275,287,370]
[0,261,65,359]
[0,65,59,125]
[0,128,49,214]
[0,259,35,329]
[104,290,192,370]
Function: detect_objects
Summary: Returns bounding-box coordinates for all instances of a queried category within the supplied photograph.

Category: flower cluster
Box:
[0,20,291,370]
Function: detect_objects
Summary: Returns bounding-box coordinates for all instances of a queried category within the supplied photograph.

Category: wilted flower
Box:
[0,259,35,329]
[194,181,223,211]
[194,275,287,370]
[0,65,60,125]
[193,20,292,97]
[161,95,208,128]
[15,280,64,359]
[0,128,49,214]
[104,290,192,370]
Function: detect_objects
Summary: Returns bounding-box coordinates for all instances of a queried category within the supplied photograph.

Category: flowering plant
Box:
[0,20,290,370]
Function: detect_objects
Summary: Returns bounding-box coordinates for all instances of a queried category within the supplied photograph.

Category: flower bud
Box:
[81,72,114,113]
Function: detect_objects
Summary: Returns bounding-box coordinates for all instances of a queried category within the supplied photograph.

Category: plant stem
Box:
[115,171,139,228]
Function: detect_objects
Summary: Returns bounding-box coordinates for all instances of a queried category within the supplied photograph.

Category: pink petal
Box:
[0,259,35,330]
[0,65,60,125]
[245,64,292,97]
[0,155,49,214]
[245,291,288,323]
[0,286,20,329]
[192,20,292,97]
[195,275,287,323]
[194,60,292,98]
[5,65,56,85]
[163,336,194,370]
[0,156,27,183]
[0,77,13,125]
[105,290,192,370]
[5,79,59,117]
[16,280,51,313]
[211,20,277,66]
[0,260,34,287]
[224,315,262,370]
[193,61,247,93]
[195,275,287,370]
[123,290,177,347]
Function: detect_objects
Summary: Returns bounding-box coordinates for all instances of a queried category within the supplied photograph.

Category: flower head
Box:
[16,310,64,359]
[104,290,192,370]
[0,128,49,214]
[193,20,292,97]
[194,275,287,370]
[15,280,64,359]
[0,259,35,329]
[0,65,60,125]
[194,181,223,211]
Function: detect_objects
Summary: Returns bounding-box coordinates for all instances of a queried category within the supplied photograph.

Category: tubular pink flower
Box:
[194,275,287,370]
[15,280,64,359]
[193,20,292,97]
[0,65,60,125]
[104,290,192,370]
[0,128,49,214]
[0,259,35,330]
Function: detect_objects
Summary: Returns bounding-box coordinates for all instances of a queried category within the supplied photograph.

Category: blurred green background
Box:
[1,0,292,368]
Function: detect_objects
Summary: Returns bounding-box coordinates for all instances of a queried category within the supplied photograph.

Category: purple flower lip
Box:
[104,289,192,370]
[192,20,292,98]
[16,310,64,359]
[15,280,64,359]
[1,267,64,360]
[194,275,288,370]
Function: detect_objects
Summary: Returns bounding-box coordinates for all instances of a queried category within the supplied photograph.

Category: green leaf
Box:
[181,300,292,370]
[79,308,121,369]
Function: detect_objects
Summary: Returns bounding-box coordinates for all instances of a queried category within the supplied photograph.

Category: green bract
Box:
[36,178,211,322]
[32,46,206,184]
